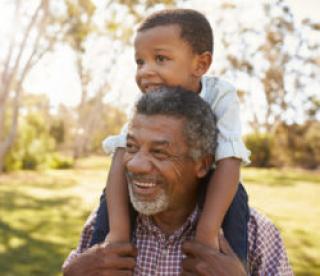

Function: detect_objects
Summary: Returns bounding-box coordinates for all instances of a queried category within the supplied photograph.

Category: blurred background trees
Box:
[0,0,319,172]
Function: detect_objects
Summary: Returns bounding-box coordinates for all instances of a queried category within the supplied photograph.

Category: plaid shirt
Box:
[63,208,293,275]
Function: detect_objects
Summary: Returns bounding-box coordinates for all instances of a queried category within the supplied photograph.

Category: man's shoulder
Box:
[248,208,293,275]
[249,208,278,229]
[248,208,282,246]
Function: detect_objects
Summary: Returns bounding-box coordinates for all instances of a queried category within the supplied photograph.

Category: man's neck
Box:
[151,200,197,235]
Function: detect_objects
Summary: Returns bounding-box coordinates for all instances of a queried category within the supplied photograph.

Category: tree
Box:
[212,0,320,133]
[0,0,67,172]
[3,94,55,171]
[64,0,180,158]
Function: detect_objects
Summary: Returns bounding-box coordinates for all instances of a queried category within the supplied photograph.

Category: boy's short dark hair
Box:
[137,9,213,54]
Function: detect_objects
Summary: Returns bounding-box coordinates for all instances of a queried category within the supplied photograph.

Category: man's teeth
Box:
[134,181,156,188]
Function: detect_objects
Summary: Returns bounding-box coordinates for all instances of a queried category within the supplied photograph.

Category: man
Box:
[63,87,292,275]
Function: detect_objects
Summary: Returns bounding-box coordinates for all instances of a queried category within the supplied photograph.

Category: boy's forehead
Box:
[134,24,183,44]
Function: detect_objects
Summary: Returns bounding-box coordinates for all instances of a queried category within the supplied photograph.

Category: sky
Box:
[1,0,319,115]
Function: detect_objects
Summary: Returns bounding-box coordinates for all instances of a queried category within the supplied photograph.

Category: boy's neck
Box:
[189,78,202,94]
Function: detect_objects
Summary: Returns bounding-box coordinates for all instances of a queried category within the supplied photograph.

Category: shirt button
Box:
[162,248,169,256]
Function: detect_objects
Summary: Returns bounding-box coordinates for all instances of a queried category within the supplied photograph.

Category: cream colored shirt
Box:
[102,75,250,165]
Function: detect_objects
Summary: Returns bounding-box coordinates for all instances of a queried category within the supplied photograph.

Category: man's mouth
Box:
[130,176,162,199]
[133,180,157,189]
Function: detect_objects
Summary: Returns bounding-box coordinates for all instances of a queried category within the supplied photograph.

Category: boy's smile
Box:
[134,24,204,94]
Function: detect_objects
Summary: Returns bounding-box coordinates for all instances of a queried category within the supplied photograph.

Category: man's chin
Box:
[128,184,169,215]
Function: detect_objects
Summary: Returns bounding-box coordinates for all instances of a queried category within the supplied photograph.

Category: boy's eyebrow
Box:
[154,48,171,52]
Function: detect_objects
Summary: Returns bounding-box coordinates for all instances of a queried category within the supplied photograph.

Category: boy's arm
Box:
[196,158,240,247]
[196,78,246,247]
[105,148,130,242]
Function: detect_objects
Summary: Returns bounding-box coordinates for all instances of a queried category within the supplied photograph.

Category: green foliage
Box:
[245,133,274,167]
[4,112,55,171]
[65,0,96,50]
[46,153,74,169]
[3,110,74,172]
[273,121,320,169]
[49,119,65,145]
[245,120,320,169]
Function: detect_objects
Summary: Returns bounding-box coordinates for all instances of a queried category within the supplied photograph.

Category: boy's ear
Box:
[193,51,212,77]
[195,154,214,178]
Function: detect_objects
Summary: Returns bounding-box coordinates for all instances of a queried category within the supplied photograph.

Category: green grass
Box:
[243,168,320,275]
[0,157,319,275]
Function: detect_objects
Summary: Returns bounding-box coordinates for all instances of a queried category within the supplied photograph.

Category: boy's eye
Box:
[155,55,168,63]
[136,58,144,67]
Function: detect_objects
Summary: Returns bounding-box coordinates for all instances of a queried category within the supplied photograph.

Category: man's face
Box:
[134,24,201,93]
[124,114,201,216]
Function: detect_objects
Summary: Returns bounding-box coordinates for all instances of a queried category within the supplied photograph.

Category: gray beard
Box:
[128,183,169,215]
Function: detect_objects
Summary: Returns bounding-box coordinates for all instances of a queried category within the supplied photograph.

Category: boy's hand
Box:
[181,235,246,276]
[63,242,137,276]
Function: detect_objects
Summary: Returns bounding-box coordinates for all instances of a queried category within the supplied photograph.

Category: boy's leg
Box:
[222,183,249,268]
[89,189,109,247]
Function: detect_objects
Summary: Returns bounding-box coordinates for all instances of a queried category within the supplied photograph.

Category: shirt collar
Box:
[199,75,207,98]
[137,206,200,242]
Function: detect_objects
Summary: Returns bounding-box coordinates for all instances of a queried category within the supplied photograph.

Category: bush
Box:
[4,113,56,171]
[244,133,274,167]
[46,153,74,169]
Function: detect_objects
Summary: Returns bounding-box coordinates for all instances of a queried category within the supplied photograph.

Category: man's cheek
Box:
[154,160,184,181]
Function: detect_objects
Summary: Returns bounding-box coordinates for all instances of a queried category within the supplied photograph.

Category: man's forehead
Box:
[128,114,186,142]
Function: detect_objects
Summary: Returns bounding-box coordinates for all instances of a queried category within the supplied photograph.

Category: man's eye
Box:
[152,149,169,159]
[155,55,168,63]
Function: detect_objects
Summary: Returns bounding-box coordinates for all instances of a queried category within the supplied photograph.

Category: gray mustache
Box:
[127,172,163,184]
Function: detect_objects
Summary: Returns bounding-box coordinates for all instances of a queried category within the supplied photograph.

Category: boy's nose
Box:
[137,63,156,78]
[126,151,153,175]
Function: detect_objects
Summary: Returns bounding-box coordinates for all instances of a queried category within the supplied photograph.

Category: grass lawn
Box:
[0,156,319,275]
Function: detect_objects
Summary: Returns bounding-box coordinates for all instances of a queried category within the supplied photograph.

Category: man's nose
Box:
[126,151,153,174]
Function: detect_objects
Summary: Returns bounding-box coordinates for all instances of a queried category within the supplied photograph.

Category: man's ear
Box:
[195,154,214,178]
[193,51,212,77]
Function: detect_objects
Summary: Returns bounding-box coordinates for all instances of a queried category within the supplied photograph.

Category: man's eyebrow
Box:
[126,134,170,147]
[151,140,170,147]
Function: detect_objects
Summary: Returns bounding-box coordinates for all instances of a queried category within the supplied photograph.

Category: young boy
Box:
[91,9,250,267]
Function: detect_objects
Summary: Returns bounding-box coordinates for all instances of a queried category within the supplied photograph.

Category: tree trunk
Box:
[0,0,50,173]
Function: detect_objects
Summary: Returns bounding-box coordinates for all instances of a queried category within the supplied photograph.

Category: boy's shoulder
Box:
[202,75,236,94]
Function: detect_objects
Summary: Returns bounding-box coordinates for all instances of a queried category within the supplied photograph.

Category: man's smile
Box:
[128,173,164,200]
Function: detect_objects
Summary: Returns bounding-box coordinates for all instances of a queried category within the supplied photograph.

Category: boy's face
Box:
[134,24,206,94]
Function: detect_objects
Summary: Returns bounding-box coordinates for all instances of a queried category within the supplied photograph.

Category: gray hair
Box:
[135,86,216,160]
